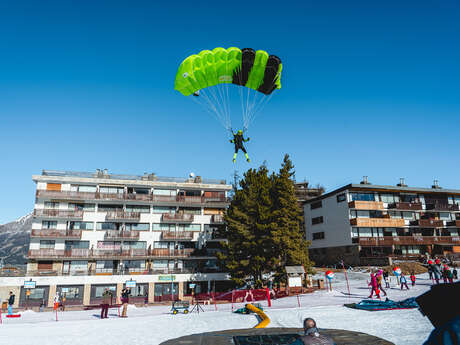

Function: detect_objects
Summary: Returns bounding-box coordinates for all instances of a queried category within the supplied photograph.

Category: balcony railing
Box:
[387,202,423,211]
[36,190,96,200]
[350,218,405,227]
[426,203,460,211]
[446,220,460,227]
[357,236,460,246]
[64,248,90,257]
[105,211,140,221]
[162,213,194,223]
[161,231,194,240]
[410,219,444,227]
[31,229,82,239]
[211,214,225,223]
[104,230,140,240]
[36,189,229,204]
[151,248,195,257]
[33,209,83,218]
[28,249,65,258]
[348,201,384,210]
[93,248,148,257]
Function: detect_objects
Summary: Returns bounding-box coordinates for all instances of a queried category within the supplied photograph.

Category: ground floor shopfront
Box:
[0,272,228,310]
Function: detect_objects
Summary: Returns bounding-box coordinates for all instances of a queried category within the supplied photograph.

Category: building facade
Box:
[304,178,460,266]
[2,170,232,308]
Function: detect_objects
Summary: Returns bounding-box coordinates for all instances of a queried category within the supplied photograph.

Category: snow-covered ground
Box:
[0,272,436,345]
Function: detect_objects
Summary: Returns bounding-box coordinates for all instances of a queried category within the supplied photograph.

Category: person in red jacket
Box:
[410,272,416,286]
[368,273,380,299]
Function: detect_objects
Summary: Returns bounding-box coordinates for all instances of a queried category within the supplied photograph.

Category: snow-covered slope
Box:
[0,213,32,265]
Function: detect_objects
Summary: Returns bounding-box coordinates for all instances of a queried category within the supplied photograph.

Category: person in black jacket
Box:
[121,287,131,318]
[8,291,15,315]
[230,130,250,163]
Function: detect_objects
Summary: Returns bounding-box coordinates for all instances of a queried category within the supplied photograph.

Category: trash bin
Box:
[317,279,325,289]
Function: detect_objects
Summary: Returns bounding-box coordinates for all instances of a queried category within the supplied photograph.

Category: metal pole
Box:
[341,260,351,297]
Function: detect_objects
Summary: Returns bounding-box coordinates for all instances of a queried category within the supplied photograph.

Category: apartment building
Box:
[13,169,232,308]
[304,178,460,266]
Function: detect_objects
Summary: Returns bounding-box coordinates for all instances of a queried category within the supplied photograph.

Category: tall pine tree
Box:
[219,155,312,287]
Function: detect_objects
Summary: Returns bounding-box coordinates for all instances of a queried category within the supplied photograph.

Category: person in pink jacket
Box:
[368,273,380,299]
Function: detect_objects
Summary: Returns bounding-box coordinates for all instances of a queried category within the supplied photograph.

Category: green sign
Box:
[159,275,175,282]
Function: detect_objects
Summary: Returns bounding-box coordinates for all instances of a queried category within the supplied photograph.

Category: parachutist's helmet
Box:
[238,130,243,134]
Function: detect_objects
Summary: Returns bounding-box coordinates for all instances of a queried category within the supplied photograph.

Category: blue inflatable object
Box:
[345,298,418,311]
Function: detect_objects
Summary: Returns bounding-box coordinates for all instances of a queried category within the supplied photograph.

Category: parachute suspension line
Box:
[195,89,229,130]
[224,82,232,130]
[206,86,230,130]
[248,93,274,128]
[218,83,231,130]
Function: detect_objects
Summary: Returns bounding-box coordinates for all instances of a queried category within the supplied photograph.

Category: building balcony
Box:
[446,220,460,227]
[31,229,82,239]
[36,190,96,201]
[387,202,423,211]
[33,209,83,219]
[348,201,384,210]
[150,248,195,258]
[162,213,194,223]
[211,214,225,223]
[357,236,460,246]
[410,219,444,227]
[64,248,90,258]
[425,203,460,212]
[161,231,194,240]
[105,211,140,221]
[92,248,148,258]
[104,230,140,240]
[350,217,405,227]
[28,249,65,258]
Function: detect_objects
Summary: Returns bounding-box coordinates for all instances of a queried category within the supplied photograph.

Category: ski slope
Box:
[0,272,436,345]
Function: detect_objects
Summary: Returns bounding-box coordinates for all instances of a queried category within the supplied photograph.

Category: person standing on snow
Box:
[427,261,434,281]
[8,291,15,315]
[400,273,409,290]
[383,270,390,288]
[100,288,112,319]
[453,267,458,280]
[53,292,61,311]
[368,273,380,299]
[410,272,416,286]
[432,263,442,284]
[446,268,454,284]
[442,266,449,284]
[376,270,387,297]
[121,287,131,317]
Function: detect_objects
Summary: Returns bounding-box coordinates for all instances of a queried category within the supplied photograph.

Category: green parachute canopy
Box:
[174,47,282,131]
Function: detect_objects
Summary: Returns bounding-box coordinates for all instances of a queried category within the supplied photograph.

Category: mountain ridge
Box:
[0,213,32,266]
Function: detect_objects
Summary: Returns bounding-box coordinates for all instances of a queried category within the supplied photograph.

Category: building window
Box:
[40,240,55,249]
[312,216,324,225]
[152,223,175,231]
[177,224,201,231]
[153,189,176,196]
[69,203,95,211]
[99,186,124,194]
[44,202,59,209]
[336,193,346,202]
[97,204,123,212]
[152,206,175,214]
[312,232,325,240]
[71,185,96,193]
[42,221,57,229]
[350,193,375,202]
[69,221,94,230]
[178,207,201,215]
[96,222,120,230]
[125,223,150,231]
[126,205,150,213]
[310,201,322,210]
[380,194,399,203]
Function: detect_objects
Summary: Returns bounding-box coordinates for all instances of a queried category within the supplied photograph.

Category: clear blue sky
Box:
[1,1,459,223]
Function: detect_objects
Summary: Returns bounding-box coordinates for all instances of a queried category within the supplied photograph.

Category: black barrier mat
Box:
[233,334,299,345]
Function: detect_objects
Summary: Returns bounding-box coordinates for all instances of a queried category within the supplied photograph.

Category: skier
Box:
[442,265,449,284]
[368,273,380,299]
[53,292,60,311]
[410,272,416,286]
[289,318,335,345]
[427,261,434,281]
[400,273,409,290]
[8,291,15,315]
[376,270,387,297]
[229,130,250,163]
[446,268,454,284]
[453,267,458,280]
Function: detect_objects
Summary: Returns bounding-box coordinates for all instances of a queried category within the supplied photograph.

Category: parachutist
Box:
[193,91,200,97]
[230,130,250,163]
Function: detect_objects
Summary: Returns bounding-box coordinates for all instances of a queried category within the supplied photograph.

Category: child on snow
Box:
[400,273,409,290]
[410,273,416,286]
[368,273,381,299]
